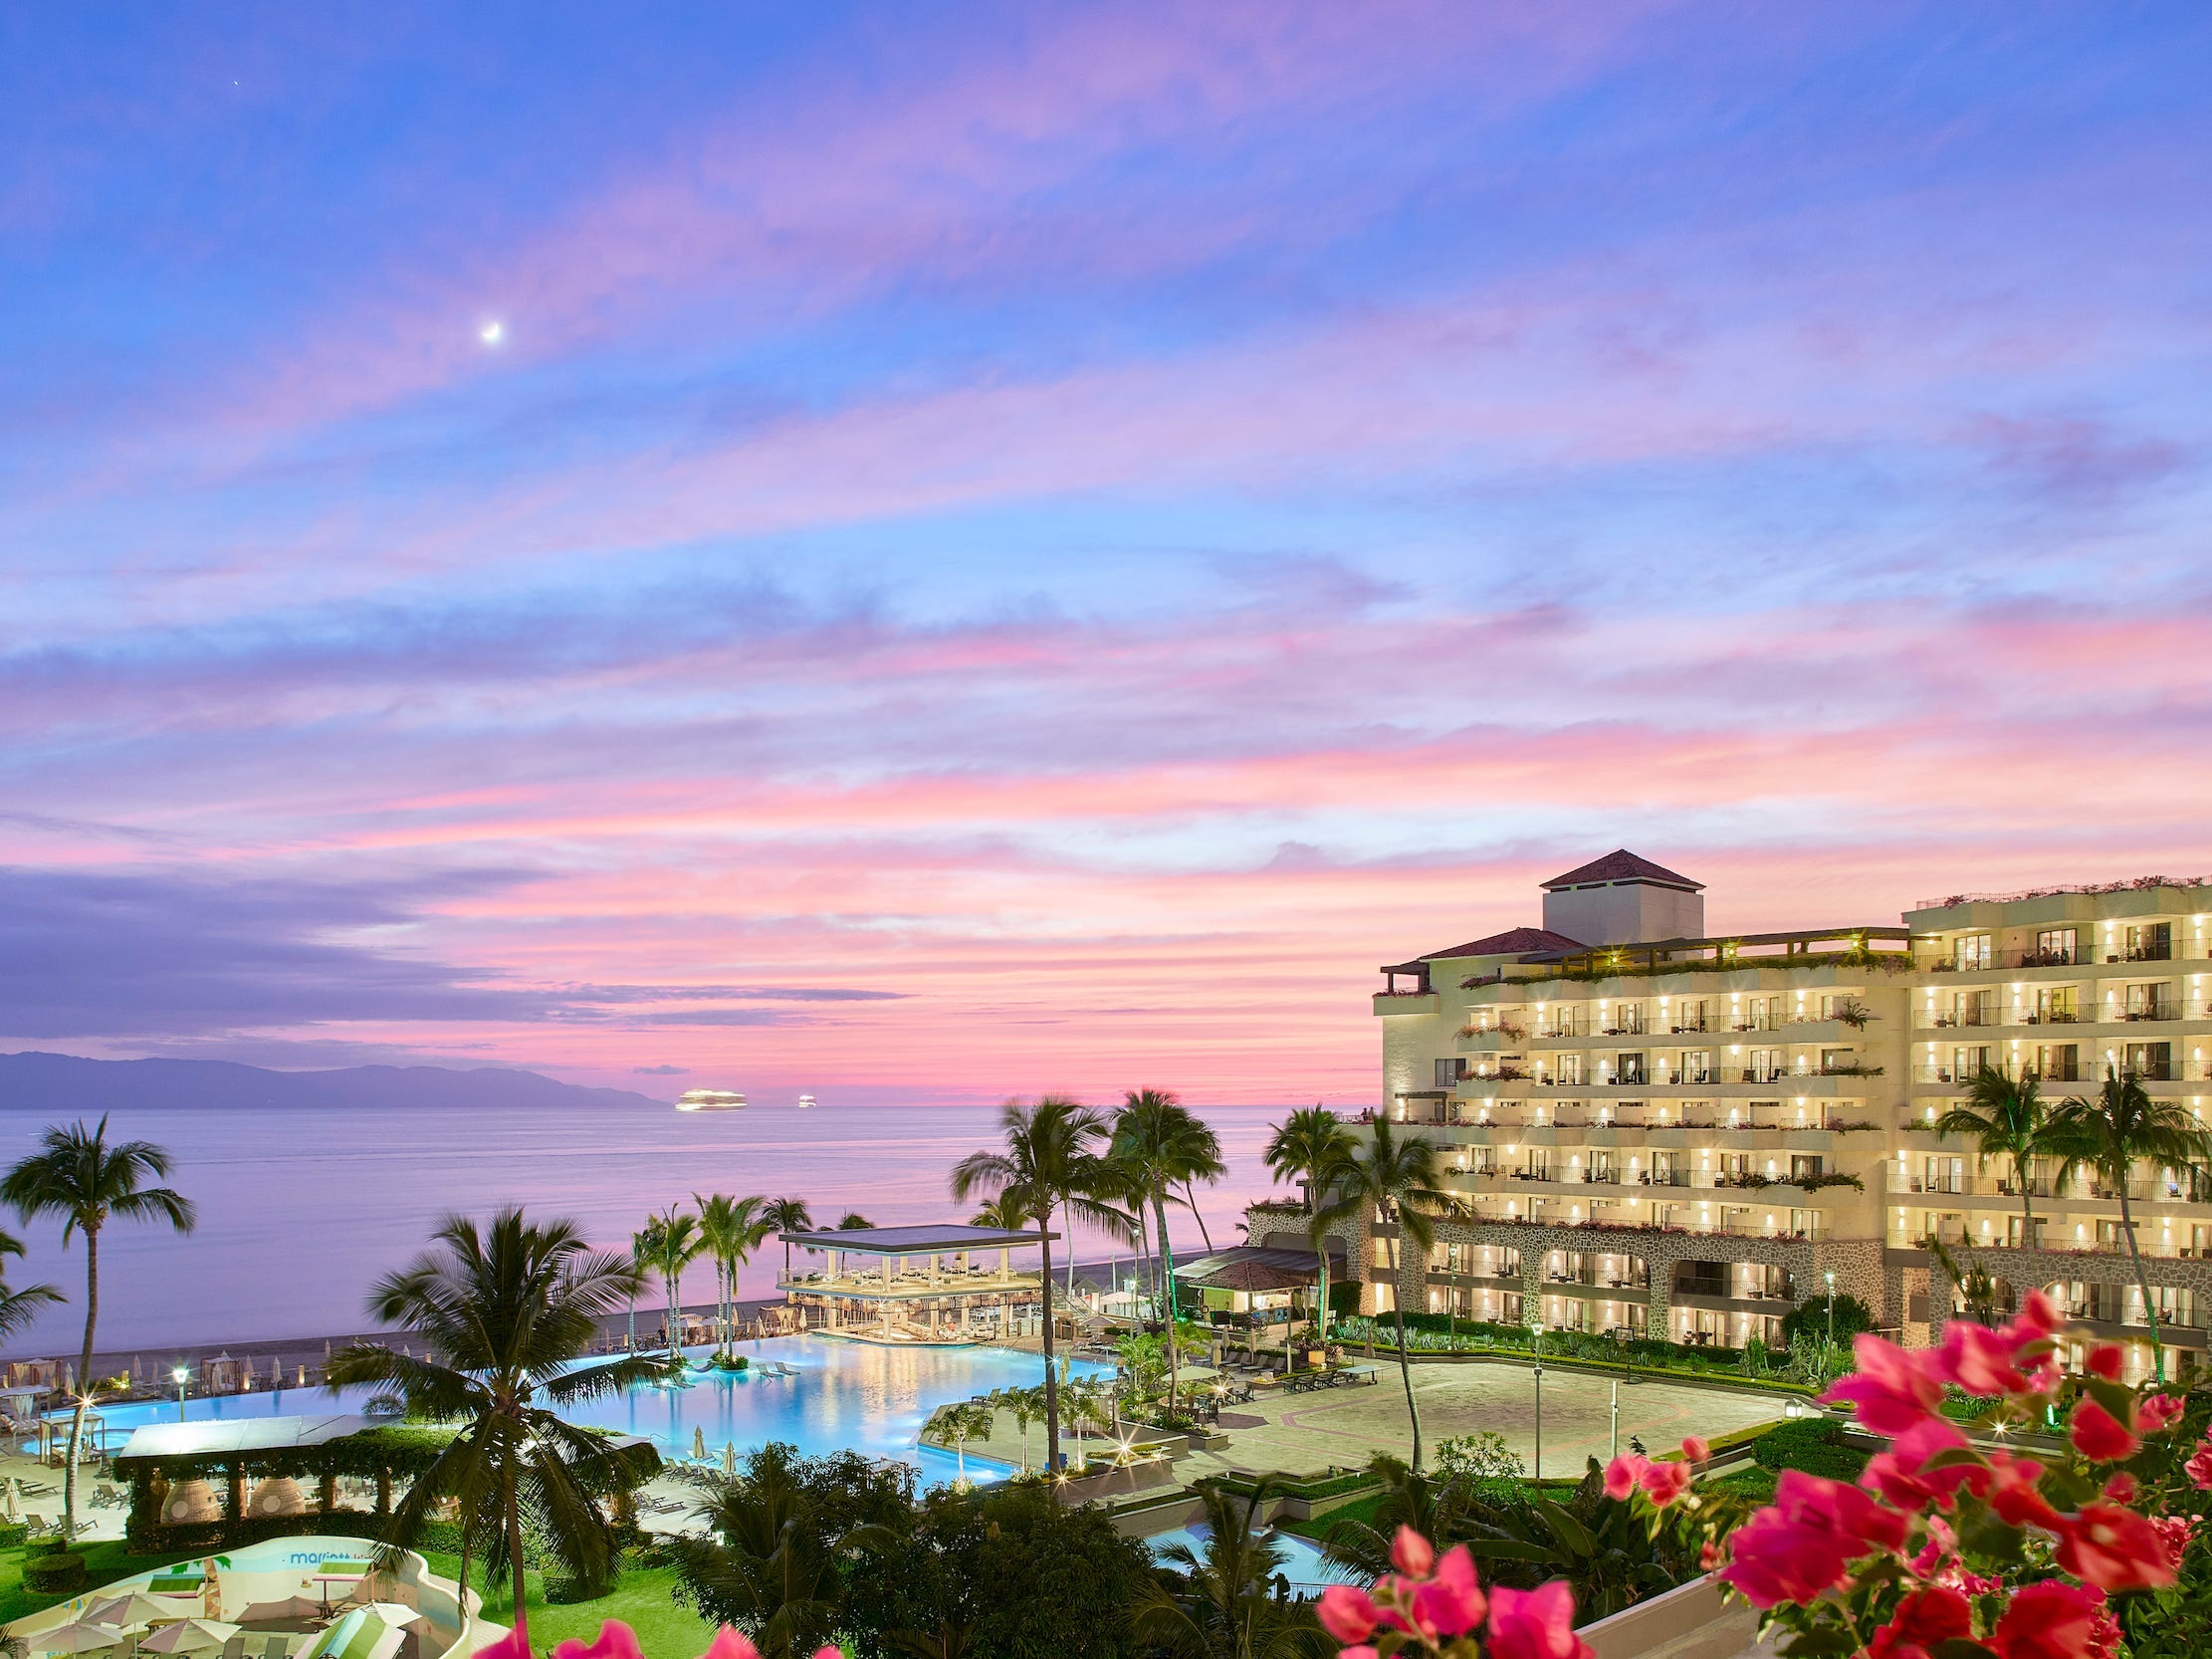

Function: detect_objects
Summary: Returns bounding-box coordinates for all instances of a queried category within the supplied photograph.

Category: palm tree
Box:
[1132,1477,1330,1659]
[665,1450,846,1659]
[836,1212,875,1230]
[1111,1090,1225,1409]
[1320,1454,1480,1580]
[1314,1118,1453,1470]
[968,1193,1035,1231]
[991,1384,1043,1471]
[641,1205,703,1359]
[926,1400,994,1489]
[326,1209,659,1619]
[951,1096,1129,1472]
[694,1194,774,1352]
[1263,1107,1357,1351]
[626,1221,656,1351]
[1934,1066,2066,1249]
[3,1117,194,1538]
[0,1229,60,1341]
[763,1197,814,1286]
[2052,1068,2212,1381]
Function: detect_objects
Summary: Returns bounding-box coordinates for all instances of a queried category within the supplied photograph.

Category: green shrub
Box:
[0,1520,27,1546]
[1781,1293,1874,1348]
[23,1551,88,1594]
[1751,1417,1868,1482]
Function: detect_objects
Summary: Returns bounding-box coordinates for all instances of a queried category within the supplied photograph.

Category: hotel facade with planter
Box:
[1245,851,2212,1381]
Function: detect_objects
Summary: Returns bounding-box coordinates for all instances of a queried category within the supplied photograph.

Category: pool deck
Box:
[943,1353,1791,1482]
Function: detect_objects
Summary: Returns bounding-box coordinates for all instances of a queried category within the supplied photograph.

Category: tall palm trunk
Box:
[1154,1193,1180,1405]
[1388,1231,1423,1470]
[666,1271,680,1359]
[64,1226,102,1539]
[1182,1178,1216,1253]
[2016,1151,2037,1250]
[1039,1210,1060,1471]
[2116,1188,2165,1382]
[503,1463,527,1625]
[1308,1195,1332,1347]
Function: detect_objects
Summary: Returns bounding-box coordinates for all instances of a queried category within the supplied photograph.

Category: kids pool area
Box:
[50,1336,1113,1489]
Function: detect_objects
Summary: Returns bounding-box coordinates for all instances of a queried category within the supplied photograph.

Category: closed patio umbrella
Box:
[721,1440,737,1476]
[691,1427,706,1460]
[137,1620,241,1654]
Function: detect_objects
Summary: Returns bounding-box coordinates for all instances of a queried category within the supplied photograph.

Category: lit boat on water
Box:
[675,1088,746,1112]
[797,1093,817,1110]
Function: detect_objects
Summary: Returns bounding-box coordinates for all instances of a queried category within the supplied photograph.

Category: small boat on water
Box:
[675,1088,746,1113]
[796,1093,817,1110]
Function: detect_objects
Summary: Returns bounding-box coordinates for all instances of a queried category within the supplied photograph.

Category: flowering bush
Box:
[474,1616,841,1659]
[1605,1290,2204,1658]
[1315,1525,1595,1659]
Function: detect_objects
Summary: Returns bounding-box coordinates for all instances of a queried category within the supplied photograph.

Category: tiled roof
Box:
[1542,848,1702,891]
[1387,925,1585,971]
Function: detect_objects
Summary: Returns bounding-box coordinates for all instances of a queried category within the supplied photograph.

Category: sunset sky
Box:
[4,4,2208,1105]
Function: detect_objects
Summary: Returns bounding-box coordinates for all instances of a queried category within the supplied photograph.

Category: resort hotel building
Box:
[1248,851,2212,1381]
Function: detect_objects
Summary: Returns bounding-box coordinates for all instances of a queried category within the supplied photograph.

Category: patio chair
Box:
[263,1638,290,1659]
[220,1638,248,1659]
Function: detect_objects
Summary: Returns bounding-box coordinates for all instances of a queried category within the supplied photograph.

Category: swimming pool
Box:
[62,1336,1108,1489]
[1143,1523,1348,1594]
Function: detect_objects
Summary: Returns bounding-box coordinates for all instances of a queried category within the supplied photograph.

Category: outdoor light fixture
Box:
[172,1364,190,1422]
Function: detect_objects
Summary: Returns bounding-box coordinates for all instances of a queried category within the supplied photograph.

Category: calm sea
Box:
[0,1097,1298,1355]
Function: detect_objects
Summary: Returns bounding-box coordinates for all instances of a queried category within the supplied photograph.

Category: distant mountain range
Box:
[0,1051,664,1114]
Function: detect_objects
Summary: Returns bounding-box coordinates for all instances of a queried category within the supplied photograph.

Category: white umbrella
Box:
[136,1620,241,1654]
[83,1592,174,1629]
[34,1620,127,1655]
[721,1440,737,1476]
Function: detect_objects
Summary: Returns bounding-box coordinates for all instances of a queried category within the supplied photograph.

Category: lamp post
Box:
[1533,1364,1545,1483]
[1610,1377,1620,1460]
[1824,1270,1838,1367]
[171,1364,189,1423]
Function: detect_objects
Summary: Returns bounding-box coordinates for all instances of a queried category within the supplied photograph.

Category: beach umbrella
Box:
[691,1427,707,1460]
[84,1591,174,1629]
[34,1620,127,1655]
[5,1476,17,1520]
[136,1621,240,1654]
[722,1441,737,1477]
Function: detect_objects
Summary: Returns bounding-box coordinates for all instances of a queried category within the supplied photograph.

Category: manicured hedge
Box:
[23,1550,88,1594]
[1752,1417,1869,1482]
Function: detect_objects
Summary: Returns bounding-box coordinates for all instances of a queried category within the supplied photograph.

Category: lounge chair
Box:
[263,1638,290,1659]
[221,1638,248,1659]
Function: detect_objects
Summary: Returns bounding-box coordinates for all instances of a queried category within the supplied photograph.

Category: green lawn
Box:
[0,1540,711,1657]
[418,1551,714,1655]
[0,1540,176,1626]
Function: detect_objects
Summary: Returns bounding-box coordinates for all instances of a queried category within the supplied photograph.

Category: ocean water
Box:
[0,1096,1296,1354]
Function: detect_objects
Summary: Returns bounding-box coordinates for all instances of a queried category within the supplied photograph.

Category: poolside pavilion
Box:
[775,1223,1055,1345]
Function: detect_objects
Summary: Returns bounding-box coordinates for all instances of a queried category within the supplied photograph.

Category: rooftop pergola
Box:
[776,1223,1058,1344]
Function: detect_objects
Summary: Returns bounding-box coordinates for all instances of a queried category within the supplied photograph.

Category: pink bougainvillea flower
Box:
[705,1635,765,1659]
[1406,1545,1486,1640]
[474,1617,533,1659]
[1989,1579,2120,1659]
[2138,1392,2186,1433]
[2012,1288,2064,1337]
[1679,1435,1709,1464]
[1717,1471,1907,1608]
[1485,1581,1594,1659]
[1603,1454,1646,1500]
[2085,1343,2124,1380]
[1984,1451,2060,1530]
[1822,1333,1942,1434]
[2069,1398,2139,1461]
[1861,1417,1978,1512]
[1868,1583,1972,1659]
[2057,1501,2182,1592]
[551,1624,647,1659]
[2187,1436,2212,1491]
[1317,1585,1381,1644]
[807,1649,840,1659]
[1930,1319,2034,1396]
[1906,1515,1959,1579]
[1390,1524,1435,1577]
[1638,1459,1693,1507]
